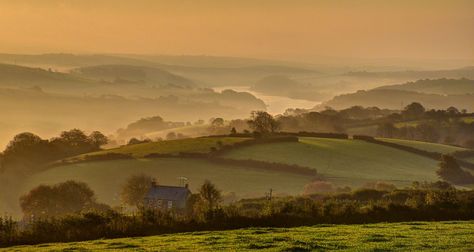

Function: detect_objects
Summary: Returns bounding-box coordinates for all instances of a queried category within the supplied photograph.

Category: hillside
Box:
[221,137,439,187]
[71,64,196,88]
[315,89,474,111]
[251,75,328,101]
[0,53,155,69]
[344,66,474,80]
[4,221,473,251]
[73,137,249,159]
[378,138,469,154]
[375,78,474,95]
[0,63,94,90]
[21,158,311,208]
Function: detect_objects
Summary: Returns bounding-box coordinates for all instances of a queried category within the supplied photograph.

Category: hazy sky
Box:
[0,0,473,61]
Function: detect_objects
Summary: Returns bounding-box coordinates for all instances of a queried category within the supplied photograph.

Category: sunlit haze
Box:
[1,0,473,61]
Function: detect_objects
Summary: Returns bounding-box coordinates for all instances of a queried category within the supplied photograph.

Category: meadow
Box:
[4,221,473,251]
[377,138,468,154]
[22,158,311,207]
[221,137,439,187]
[72,137,249,159]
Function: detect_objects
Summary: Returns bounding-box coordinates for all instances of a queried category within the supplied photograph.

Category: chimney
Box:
[151,178,157,187]
[184,183,189,189]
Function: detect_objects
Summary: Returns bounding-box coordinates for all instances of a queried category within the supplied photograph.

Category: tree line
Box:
[1,179,473,247]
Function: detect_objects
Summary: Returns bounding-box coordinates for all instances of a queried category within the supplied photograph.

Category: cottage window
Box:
[157,200,162,208]
[167,201,173,209]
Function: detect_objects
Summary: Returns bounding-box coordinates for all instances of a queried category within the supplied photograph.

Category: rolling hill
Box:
[315,89,474,111]
[0,63,94,90]
[3,136,465,216]
[344,66,474,80]
[221,137,439,187]
[71,65,196,88]
[251,75,329,101]
[73,137,249,159]
[375,78,474,95]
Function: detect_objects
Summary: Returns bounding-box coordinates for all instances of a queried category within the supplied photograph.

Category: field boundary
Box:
[353,135,474,170]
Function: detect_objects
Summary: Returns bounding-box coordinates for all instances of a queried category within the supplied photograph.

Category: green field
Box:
[5,221,473,251]
[221,137,439,187]
[378,138,468,154]
[21,158,311,207]
[73,137,249,159]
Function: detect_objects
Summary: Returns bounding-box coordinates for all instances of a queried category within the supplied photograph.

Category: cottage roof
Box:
[146,185,191,202]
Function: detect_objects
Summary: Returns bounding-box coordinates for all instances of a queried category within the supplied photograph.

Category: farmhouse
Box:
[144,181,191,211]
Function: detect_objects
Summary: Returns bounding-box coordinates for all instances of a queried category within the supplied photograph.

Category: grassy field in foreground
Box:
[73,137,249,159]
[5,221,473,251]
[20,158,311,207]
[221,137,439,187]
[377,138,468,154]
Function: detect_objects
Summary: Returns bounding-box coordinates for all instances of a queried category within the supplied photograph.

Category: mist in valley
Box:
[0,1,473,242]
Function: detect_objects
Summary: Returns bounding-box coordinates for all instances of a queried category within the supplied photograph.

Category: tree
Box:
[436,155,474,184]
[20,180,104,218]
[120,174,153,208]
[230,127,237,135]
[211,118,225,127]
[1,132,51,169]
[199,180,222,211]
[402,102,425,119]
[247,111,279,135]
[51,129,94,156]
[446,106,460,115]
[88,131,108,149]
[166,132,177,140]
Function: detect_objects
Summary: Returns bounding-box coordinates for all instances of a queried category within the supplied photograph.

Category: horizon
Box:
[1,0,473,62]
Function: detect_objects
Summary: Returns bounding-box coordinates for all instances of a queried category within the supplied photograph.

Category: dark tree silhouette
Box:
[436,155,474,184]
[247,111,279,135]
[120,174,153,209]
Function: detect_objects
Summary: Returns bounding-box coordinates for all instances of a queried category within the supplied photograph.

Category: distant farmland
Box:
[221,137,439,187]
[4,221,473,251]
[16,136,458,212]
[72,137,250,159]
[377,138,468,154]
[22,158,311,207]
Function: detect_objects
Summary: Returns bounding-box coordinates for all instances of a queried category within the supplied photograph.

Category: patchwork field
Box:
[221,137,439,187]
[4,221,473,251]
[73,137,249,159]
[377,138,468,154]
[22,158,311,207]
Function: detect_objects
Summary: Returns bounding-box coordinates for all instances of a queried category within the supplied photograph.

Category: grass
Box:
[378,138,468,154]
[221,137,440,187]
[4,221,473,251]
[73,137,249,159]
[21,158,311,207]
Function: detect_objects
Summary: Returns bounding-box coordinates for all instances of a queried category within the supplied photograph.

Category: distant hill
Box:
[316,79,474,111]
[71,65,195,88]
[316,89,474,111]
[0,63,95,91]
[344,66,474,80]
[375,78,474,95]
[252,75,328,101]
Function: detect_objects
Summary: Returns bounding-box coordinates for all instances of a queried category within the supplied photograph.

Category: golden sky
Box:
[0,0,473,60]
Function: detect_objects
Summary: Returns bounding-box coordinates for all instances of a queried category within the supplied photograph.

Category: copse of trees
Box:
[0,129,108,173]
[248,111,279,136]
[20,180,109,219]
